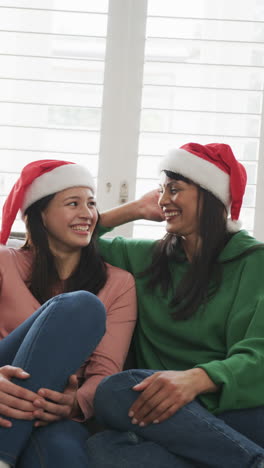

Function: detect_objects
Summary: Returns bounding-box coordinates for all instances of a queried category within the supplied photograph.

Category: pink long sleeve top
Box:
[0,246,137,420]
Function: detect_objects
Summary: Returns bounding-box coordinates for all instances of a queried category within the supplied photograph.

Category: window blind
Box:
[0,0,108,233]
[134,0,264,239]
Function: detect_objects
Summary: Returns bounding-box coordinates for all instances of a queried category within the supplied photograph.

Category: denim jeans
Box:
[17,420,89,468]
[0,290,106,467]
[91,369,264,468]
[86,430,195,468]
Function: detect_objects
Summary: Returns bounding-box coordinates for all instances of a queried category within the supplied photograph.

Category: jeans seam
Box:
[119,371,259,461]
[184,404,253,458]
[127,369,155,386]
[0,449,16,461]
[29,433,46,468]
[96,371,264,465]
[0,450,17,466]
[128,370,257,459]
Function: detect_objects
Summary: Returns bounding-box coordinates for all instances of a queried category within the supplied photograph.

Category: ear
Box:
[41,210,47,228]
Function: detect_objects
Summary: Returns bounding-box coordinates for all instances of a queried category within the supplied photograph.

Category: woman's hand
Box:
[33,374,82,427]
[138,190,165,222]
[100,189,164,228]
[0,365,37,427]
[128,369,218,426]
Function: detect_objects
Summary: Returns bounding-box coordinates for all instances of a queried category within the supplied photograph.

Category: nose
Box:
[79,204,94,219]
[158,190,169,207]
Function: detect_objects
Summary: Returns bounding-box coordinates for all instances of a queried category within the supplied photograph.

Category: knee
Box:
[52,291,106,332]
[73,290,106,321]
[94,369,153,414]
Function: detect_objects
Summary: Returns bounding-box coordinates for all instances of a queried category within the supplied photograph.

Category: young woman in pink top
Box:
[0,160,137,468]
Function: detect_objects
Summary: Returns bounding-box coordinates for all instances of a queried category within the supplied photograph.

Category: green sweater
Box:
[98,230,264,414]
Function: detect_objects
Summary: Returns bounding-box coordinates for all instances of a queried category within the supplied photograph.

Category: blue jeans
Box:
[17,420,89,468]
[87,430,194,467]
[91,369,264,468]
[0,290,106,467]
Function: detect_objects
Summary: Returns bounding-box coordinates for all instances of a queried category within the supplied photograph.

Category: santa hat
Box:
[159,142,247,232]
[0,159,95,245]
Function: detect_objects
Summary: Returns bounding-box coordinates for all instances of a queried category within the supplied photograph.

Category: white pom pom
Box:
[226,218,242,232]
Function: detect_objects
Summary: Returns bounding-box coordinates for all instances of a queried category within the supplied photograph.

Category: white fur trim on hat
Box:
[159,149,231,208]
[226,218,242,232]
[22,163,95,213]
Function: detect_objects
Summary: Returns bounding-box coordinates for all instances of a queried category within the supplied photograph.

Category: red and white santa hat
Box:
[0,159,95,245]
[159,142,247,232]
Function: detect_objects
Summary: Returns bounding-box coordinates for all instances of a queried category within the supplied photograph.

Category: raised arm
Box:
[100,190,164,228]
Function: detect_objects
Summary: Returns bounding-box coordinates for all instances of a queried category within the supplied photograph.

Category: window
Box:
[0,0,264,241]
[135,0,264,239]
[0,0,108,232]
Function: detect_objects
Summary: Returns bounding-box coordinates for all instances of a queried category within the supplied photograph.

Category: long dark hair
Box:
[142,171,232,320]
[22,194,107,304]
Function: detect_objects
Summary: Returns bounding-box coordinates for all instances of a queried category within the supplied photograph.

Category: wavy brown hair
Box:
[142,171,262,320]
[23,194,107,304]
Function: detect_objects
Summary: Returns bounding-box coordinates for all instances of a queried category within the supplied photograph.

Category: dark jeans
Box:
[89,369,264,468]
[0,291,106,467]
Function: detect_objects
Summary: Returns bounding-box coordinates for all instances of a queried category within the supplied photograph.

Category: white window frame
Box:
[97,0,147,237]
[1,0,264,241]
[254,92,264,241]
[99,0,264,241]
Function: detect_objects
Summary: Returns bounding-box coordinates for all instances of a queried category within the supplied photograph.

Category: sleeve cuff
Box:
[196,360,237,413]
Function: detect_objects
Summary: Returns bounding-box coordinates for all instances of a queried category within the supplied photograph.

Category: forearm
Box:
[99,189,163,228]
[100,200,143,228]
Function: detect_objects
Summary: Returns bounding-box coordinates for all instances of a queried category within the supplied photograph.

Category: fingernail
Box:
[21,371,29,375]
[131,418,138,424]
[139,421,145,427]
[153,419,159,424]
[128,411,134,417]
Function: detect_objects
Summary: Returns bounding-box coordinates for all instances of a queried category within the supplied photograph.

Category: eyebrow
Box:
[159,180,182,187]
[64,195,95,201]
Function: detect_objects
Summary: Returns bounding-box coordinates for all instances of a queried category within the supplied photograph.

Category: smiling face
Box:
[158,173,200,243]
[41,186,98,254]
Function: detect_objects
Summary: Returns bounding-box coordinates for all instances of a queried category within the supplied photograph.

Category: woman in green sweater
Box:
[87,142,264,468]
